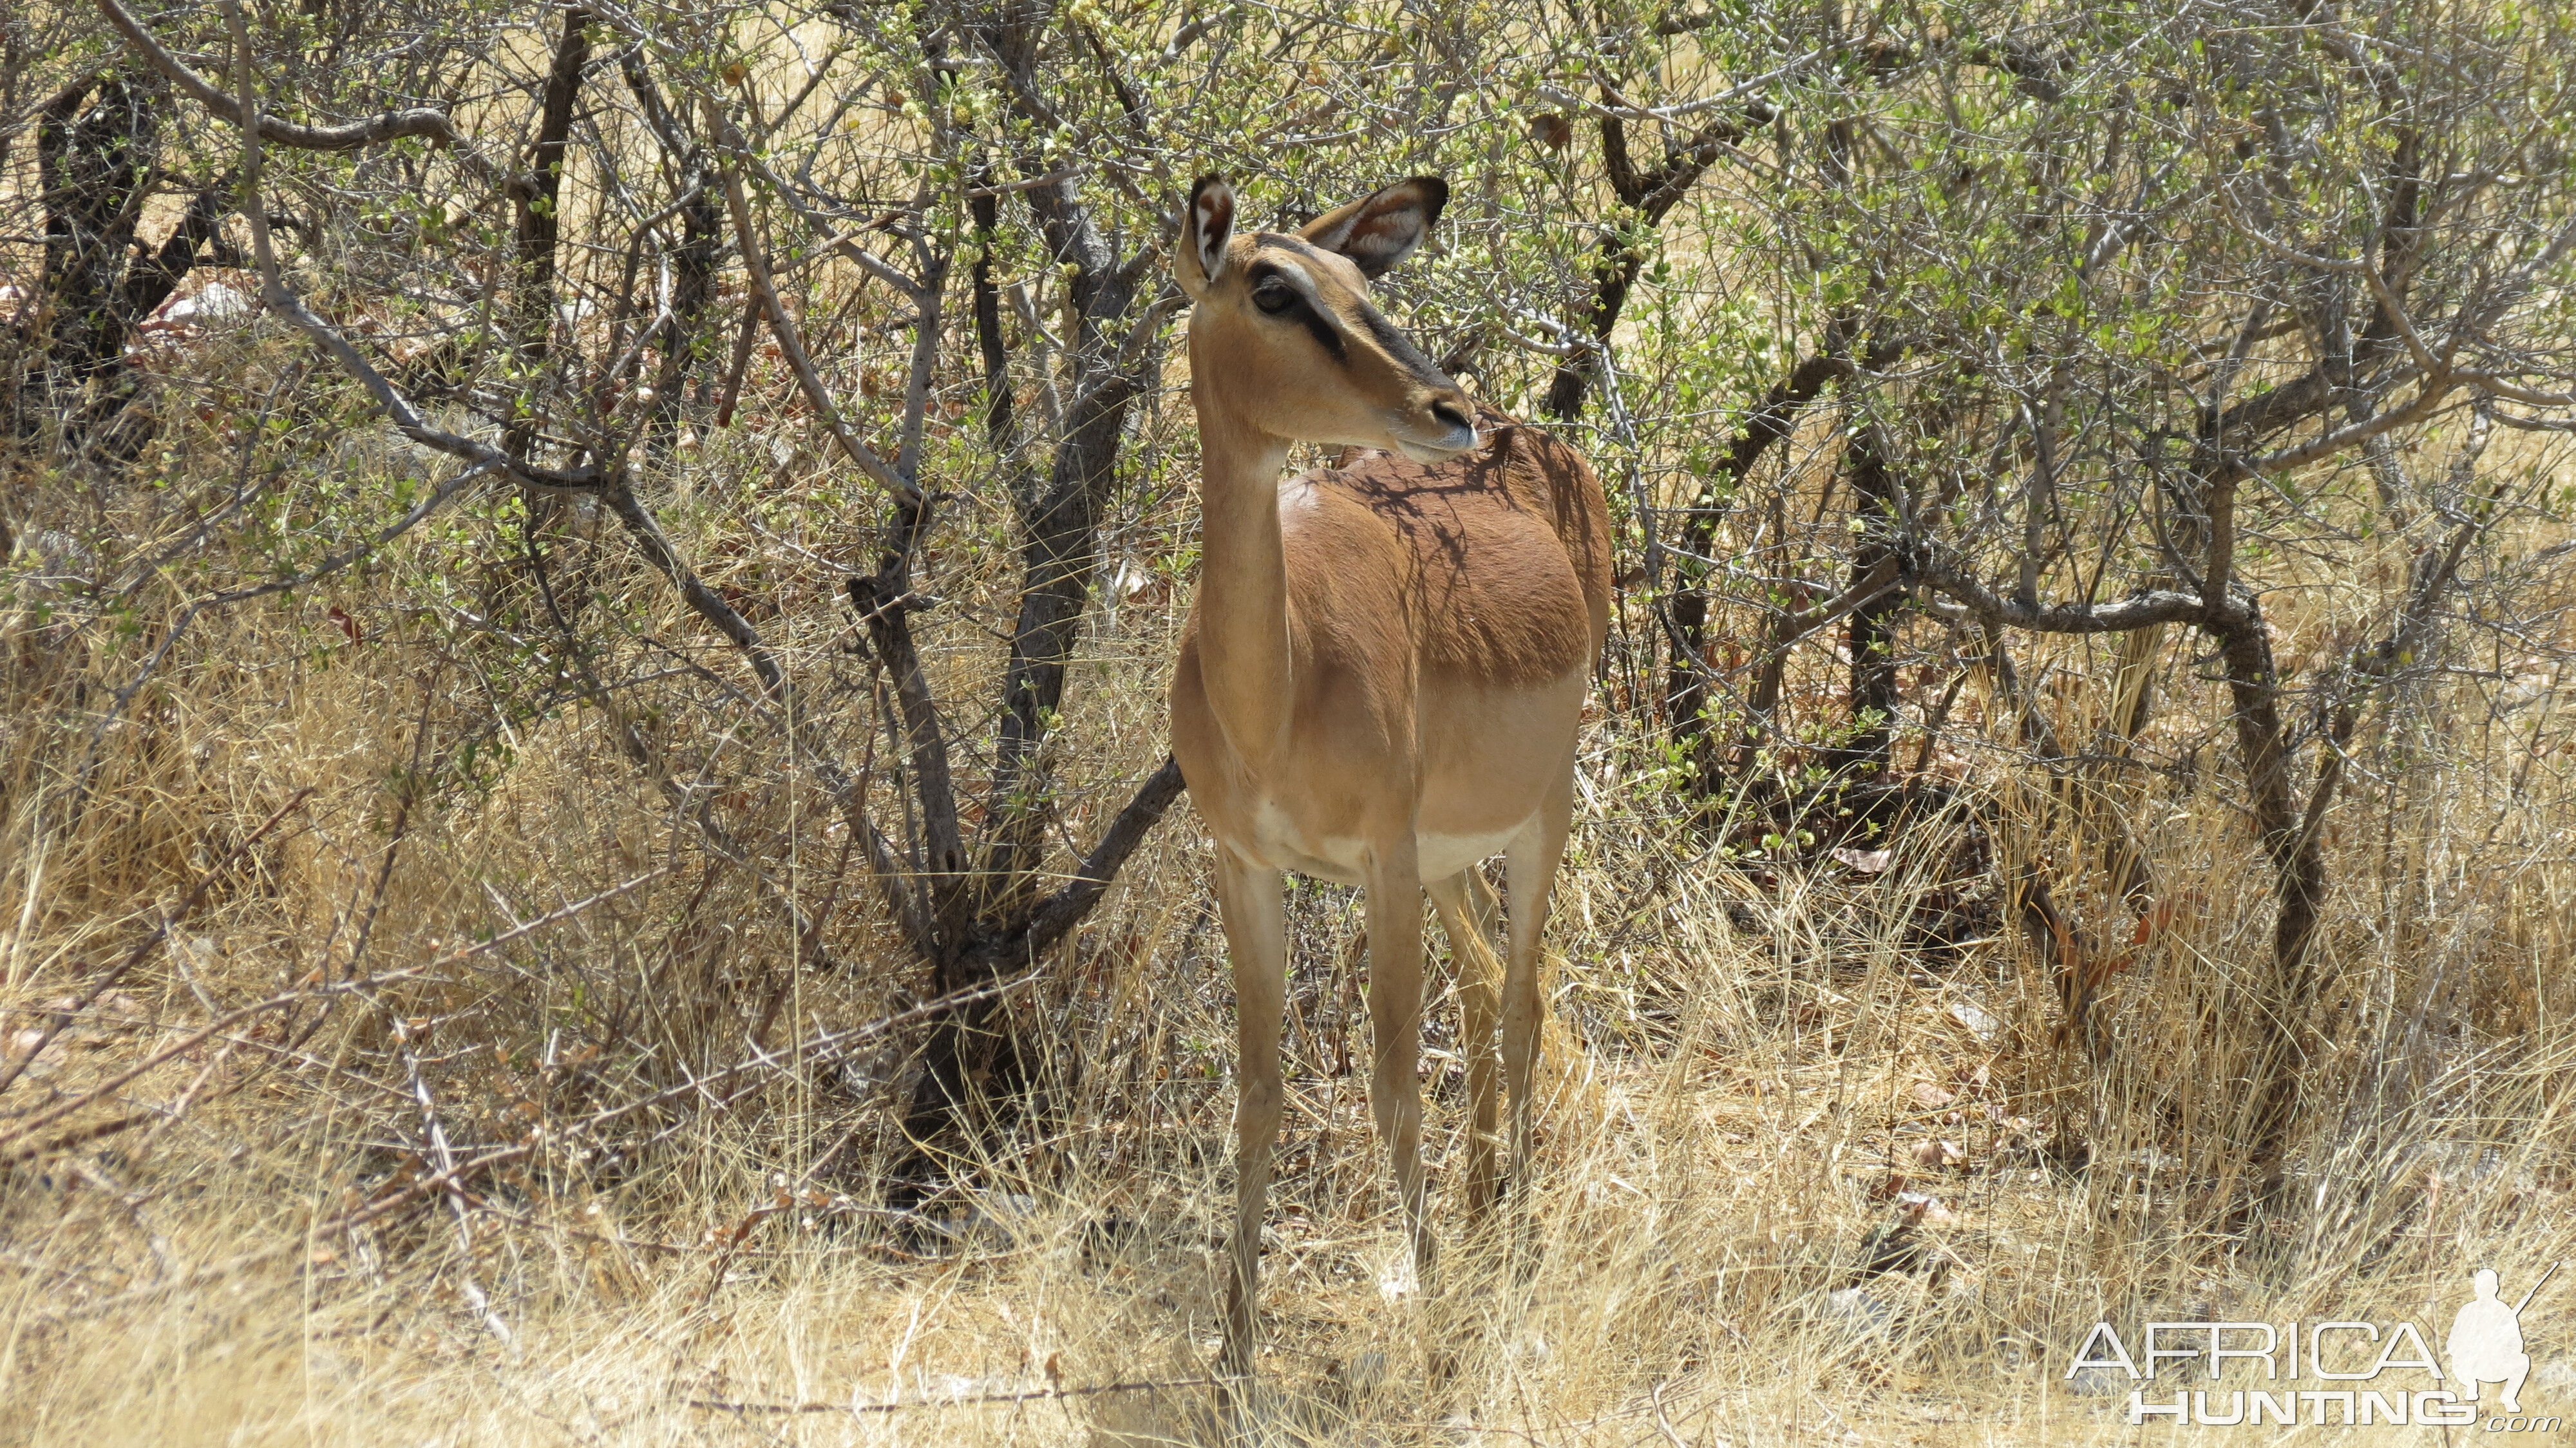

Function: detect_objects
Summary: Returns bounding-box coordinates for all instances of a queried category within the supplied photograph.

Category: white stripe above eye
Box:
[1256,254,1318,295]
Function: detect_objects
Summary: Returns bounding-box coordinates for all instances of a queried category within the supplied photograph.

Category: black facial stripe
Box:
[1292,301,1347,361]
[1245,260,1347,361]
[1250,240,1450,385]
[1354,303,1448,385]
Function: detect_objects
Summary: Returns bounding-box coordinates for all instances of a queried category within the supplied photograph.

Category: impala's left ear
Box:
[1300,176,1448,279]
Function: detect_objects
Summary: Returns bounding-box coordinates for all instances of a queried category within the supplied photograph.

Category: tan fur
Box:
[1171,408,1607,881]
[1319,408,1613,686]
[1166,175,1611,1384]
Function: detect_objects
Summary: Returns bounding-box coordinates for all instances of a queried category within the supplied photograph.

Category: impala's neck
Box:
[1193,397,1296,770]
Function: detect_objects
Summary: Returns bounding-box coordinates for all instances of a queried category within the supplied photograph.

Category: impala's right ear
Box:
[1179,174,1235,300]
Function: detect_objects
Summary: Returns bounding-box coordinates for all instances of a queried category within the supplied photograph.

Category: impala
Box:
[1168,173,1611,1378]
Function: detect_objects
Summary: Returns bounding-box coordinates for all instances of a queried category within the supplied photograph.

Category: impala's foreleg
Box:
[1365,836,1432,1281]
[1214,846,1286,1380]
[1427,868,1503,1223]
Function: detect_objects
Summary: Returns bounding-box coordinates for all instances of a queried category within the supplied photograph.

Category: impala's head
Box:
[1178,173,1477,463]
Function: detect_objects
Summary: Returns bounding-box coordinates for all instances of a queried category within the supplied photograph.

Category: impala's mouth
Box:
[1392,429,1478,464]
[1388,401,1479,462]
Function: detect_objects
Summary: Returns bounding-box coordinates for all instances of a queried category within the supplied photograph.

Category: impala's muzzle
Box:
[1389,386,1479,462]
[1343,292,1475,459]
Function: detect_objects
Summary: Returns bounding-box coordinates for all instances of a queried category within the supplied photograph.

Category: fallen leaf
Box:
[1911,1081,1955,1109]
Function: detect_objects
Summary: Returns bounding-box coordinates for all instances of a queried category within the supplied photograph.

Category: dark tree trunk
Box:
[2202,599,2325,1209]
[113,180,231,330]
[27,75,231,452]
[1542,106,1762,420]
[617,50,721,441]
[1832,424,1902,777]
[893,271,1146,1174]
[1542,231,1643,421]
[663,181,722,412]
[504,6,591,460]
[878,16,1166,1192]
[968,182,1015,448]
[35,75,161,419]
[77,178,236,452]
[978,372,1141,892]
[1666,352,1847,778]
[975,166,1144,901]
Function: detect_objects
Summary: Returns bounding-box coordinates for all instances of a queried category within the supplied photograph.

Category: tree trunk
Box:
[974,155,1145,897]
[617,50,721,445]
[2202,599,2324,1213]
[35,75,161,423]
[1833,423,1902,777]
[883,15,1167,1192]
[1668,352,1846,783]
[504,6,590,461]
[1542,231,1642,420]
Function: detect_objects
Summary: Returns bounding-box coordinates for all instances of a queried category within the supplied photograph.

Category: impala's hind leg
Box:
[1501,752,1575,1223]
[1428,869,1503,1223]
[1213,846,1285,1384]
[1364,837,1432,1284]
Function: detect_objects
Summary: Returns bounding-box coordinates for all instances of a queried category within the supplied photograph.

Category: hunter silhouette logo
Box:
[2450,1265,2550,1415]
[2068,1261,2560,1429]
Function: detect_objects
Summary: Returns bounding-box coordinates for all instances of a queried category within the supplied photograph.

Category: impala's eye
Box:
[1253,280,1296,315]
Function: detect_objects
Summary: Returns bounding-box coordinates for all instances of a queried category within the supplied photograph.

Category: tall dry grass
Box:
[4,305,2574,1448]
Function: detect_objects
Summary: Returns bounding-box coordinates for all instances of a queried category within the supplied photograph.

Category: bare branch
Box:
[1020,756,1187,956]
[1539,51,1821,124]
[1918,553,2215,635]
[209,3,598,494]
[709,147,916,500]
[96,0,472,155]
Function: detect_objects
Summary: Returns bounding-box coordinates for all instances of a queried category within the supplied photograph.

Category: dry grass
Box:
[5,293,2575,1448]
